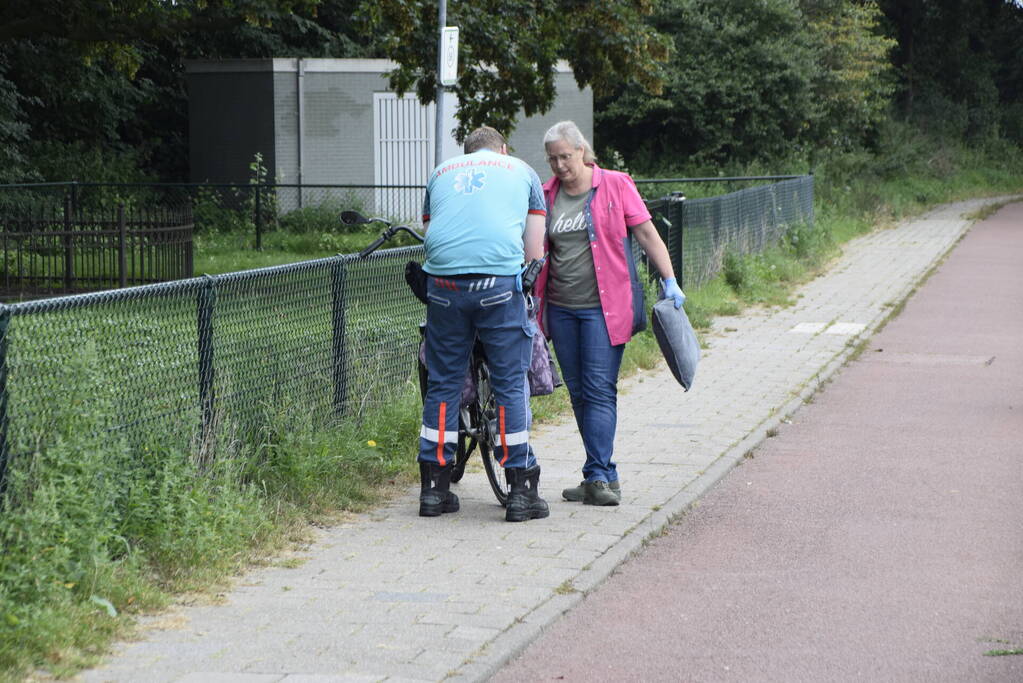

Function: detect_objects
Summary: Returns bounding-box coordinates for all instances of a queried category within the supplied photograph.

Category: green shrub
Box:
[27,141,151,186]
[722,248,754,293]
[278,197,371,235]
[279,203,341,234]
[784,219,834,264]
[192,187,252,234]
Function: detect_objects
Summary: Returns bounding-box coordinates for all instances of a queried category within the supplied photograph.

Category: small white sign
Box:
[441,26,459,86]
[789,322,827,334]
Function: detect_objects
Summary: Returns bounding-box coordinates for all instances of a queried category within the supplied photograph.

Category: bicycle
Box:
[343,210,510,506]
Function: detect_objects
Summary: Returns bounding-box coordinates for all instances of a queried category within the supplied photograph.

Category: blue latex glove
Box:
[661,277,686,309]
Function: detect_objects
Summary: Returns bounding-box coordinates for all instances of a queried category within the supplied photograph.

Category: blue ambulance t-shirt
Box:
[422,150,546,276]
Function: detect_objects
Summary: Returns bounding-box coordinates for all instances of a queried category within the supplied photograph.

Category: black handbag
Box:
[404,260,429,304]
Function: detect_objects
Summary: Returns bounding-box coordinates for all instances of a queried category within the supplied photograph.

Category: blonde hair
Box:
[543,121,596,163]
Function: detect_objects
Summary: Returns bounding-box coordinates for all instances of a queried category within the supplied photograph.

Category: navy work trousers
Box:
[419,274,536,470]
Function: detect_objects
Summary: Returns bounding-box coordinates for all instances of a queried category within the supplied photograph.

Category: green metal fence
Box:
[643,175,815,289]
[0,176,813,487]
[0,182,423,250]
[1,201,194,298]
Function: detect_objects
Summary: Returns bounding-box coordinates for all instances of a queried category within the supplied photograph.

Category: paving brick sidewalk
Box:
[79,196,1017,683]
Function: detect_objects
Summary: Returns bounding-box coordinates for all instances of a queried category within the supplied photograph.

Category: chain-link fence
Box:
[0,245,426,487]
[643,175,814,289]
[0,175,813,487]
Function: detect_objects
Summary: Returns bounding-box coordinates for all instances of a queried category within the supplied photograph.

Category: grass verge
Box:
[193,226,421,276]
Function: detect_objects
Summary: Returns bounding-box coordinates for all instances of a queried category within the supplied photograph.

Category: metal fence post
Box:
[331,259,348,416]
[670,193,687,291]
[62,195,74,289]
[0,305,10,494]
[198,275,217,450]
[118,204,127,288]
[185,206,194,278]
[70,180,79,287]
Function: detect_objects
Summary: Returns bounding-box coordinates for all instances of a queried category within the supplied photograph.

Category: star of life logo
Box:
[454,169,486,194]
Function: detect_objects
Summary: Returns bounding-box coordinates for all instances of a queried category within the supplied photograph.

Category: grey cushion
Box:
[651,298,700,391]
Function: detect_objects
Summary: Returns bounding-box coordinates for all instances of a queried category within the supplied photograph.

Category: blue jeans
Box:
[419,274,536,469]
[547,304,625,483]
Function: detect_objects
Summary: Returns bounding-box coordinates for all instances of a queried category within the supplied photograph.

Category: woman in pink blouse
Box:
[534,121,685,507]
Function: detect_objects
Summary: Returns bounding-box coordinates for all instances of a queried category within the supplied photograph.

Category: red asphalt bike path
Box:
[495,202,1023,682]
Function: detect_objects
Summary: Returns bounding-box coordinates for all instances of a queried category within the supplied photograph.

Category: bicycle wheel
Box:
[451,407,477,483]
[473,356,509,506]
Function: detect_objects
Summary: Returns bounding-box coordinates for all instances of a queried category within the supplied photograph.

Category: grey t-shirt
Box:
[547,189,600,309]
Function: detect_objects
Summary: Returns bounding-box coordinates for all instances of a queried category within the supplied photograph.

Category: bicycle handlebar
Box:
[351,215,545,299]
[353,219,425,259]
[390,225,425,243]
[357,235,389,259]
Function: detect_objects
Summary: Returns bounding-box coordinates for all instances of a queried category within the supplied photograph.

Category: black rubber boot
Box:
[419,462,460,517]
[505,465,550,522]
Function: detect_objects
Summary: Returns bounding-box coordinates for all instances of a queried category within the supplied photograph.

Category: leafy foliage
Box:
[803,1,896,155]
[0,56,33,182]
[596,0,896,171]
[0,0,1020,181]
[358,0,673,141]
[0,0,322,50]
[0,0,369,181]
[879,0,1023,145]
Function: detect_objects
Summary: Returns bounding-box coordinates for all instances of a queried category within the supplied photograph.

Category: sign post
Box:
[434,2,459,169]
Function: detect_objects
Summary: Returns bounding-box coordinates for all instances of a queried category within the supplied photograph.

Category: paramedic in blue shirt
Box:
[418,126,548,523]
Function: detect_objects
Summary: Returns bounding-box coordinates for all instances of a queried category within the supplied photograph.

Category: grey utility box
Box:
[185,58,592,220]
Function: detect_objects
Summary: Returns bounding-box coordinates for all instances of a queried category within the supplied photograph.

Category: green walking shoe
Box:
[563,479,621,503]
[583,480,620,506]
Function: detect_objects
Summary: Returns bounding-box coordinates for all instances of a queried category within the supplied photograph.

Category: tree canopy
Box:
[0,0,1020,182]
[880,0,1023,141]
[358,0,672,141]
[595,0,896,170]
[0,0,369,181]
